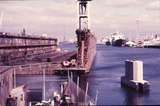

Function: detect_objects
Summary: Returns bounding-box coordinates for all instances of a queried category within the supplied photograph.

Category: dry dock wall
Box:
[15,62,61,75]
[0,67,14,106]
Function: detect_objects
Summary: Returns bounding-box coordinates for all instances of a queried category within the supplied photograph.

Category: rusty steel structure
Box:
[0,30,57,65]
[0,31,57,48]
[76,0,96,73]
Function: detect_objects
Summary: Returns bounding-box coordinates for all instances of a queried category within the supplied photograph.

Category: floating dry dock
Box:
[0,30,57,66]
[0,30,77,75]
[0,31,59,106]
[0,0,97,105]
[0,32,76,106]
[0,0,96,75]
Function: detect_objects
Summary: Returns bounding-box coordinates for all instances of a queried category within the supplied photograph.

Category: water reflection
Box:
[122,87,149,105]
[16,75,67,102]
[72,74,89,101]
[3,44,160,105]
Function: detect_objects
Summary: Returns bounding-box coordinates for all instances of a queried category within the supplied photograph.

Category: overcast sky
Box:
[0,0,160,41]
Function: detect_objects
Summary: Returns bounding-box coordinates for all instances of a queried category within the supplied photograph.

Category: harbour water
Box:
[17,44,160,105]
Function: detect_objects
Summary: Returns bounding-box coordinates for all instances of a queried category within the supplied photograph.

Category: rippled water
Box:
[88,44,160,105]
[17,44,160,105]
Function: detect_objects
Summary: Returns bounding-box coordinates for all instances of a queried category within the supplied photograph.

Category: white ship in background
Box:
[0,11,4,31]
[143,35,160,48]
[103,32,126,46]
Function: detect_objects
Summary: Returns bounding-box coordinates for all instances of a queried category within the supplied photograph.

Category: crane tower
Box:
[76,0,95,71]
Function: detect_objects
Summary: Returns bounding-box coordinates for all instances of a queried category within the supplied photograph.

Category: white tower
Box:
[76,0,92,67]
[78,0,92,30]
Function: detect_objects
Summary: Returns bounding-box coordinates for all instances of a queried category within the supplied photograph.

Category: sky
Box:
[0,0,160,41]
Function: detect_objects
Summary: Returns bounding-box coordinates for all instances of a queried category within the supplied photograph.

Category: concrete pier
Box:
[121,60,150,92]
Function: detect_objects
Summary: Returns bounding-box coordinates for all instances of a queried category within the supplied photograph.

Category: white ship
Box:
[143,35,160,48]
[105,32,126,46]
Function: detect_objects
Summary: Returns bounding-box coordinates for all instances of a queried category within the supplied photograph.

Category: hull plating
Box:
[76,29,96,73]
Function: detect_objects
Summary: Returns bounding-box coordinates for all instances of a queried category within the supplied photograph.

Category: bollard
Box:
[121,60,150,92]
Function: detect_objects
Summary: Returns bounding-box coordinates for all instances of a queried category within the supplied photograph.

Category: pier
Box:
[121,60,150,92]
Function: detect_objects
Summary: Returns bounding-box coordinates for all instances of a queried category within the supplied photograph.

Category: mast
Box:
[43,68,46,101]
[21,28,26,36]
[0,11,4,31]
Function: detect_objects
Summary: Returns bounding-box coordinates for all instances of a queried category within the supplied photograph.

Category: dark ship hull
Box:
[112,39,126,47]
[105,41,111,45]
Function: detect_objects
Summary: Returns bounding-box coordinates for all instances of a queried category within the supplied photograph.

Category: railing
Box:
[62,73,96,105]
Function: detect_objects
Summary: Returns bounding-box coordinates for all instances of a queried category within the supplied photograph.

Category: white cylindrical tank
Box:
[125,60,143,82]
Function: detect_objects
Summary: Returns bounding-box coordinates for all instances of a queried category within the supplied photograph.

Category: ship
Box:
[75,0,96,73]
[143,35,160,48]
[60,0,96,74]
[105,32,126,47]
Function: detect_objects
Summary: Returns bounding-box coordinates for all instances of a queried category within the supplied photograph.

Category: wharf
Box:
[0,44,56,49]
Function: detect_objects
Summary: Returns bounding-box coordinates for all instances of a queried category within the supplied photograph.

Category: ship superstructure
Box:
[76,0,96,73]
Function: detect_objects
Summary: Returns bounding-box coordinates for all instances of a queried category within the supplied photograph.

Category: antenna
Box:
[0,11,4,31]
[136,18,140,41]
[21,28,26,36]
[159,0,160,26]
[43,68,46,101]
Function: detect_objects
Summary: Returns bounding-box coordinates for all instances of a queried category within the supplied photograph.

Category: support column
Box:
[121,60,150,92]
